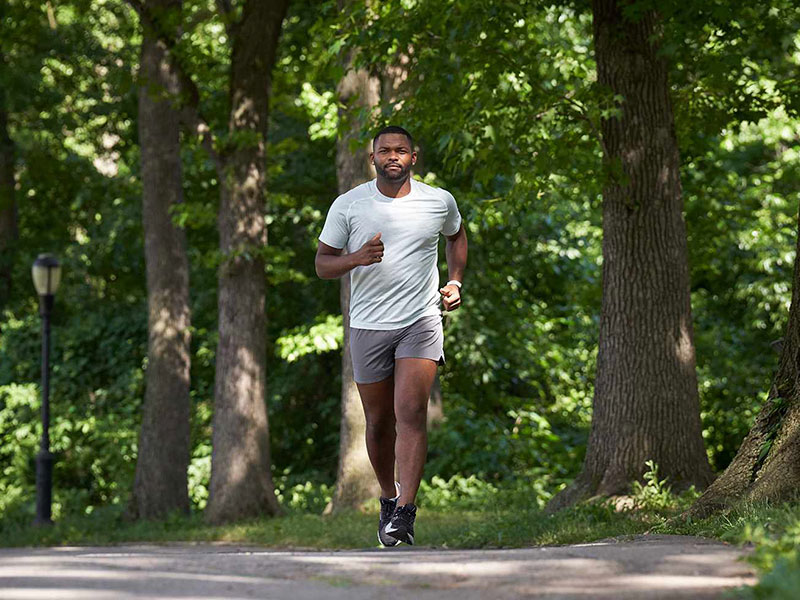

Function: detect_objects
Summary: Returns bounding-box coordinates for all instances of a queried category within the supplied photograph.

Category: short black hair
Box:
[372,125,413,150]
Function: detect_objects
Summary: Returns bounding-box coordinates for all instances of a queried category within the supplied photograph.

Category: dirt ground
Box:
[0,534,755,599]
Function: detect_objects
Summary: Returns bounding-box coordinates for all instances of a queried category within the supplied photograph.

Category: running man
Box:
[315,125,468,546]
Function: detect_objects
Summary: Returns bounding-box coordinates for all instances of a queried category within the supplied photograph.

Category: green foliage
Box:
[426,401,582,487]
[0,384,38,517]
[417,473,555,511]
[187,441,212,510]
[628,460,696,512]
[0,304,146,522]
[686,109,799,469]
[274,475,333,513]
[735,509,800,599]
[275,313,343,363]
[746,559,800,600]
[417,474,503,510]
[666,502,800,599]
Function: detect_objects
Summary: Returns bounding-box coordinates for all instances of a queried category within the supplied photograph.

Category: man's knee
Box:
[395,402,427,430]
[365,414,395,438]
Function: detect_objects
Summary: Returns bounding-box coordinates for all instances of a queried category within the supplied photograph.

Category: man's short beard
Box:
[376,163,410,181]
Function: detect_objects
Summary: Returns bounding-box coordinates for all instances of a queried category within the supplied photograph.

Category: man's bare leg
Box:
[356,375,397,498]
[394,357,438,505]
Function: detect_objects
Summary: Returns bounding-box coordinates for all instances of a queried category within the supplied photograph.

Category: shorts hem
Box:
[353,371,394,385]
[395,353,445,366]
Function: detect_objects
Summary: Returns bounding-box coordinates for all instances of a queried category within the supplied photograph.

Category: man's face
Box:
[371,133,416,181]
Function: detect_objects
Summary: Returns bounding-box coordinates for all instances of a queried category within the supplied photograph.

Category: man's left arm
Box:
[440,222,468,311]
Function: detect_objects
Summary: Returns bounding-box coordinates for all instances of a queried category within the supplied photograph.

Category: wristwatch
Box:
[446,280,462,289]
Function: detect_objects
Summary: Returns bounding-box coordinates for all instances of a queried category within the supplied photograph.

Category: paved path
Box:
[0,535,755,599]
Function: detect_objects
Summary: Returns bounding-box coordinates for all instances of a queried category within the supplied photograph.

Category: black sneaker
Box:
[383,502,416,545]
[377,482,401,547]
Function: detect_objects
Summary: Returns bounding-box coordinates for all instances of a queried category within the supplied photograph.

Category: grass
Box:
[0,495,691,550]
[2,480,798,555]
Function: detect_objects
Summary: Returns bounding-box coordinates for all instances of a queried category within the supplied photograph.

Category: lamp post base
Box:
[34,449,54,526]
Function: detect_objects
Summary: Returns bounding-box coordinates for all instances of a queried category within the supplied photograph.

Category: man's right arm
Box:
[315,233,383,279]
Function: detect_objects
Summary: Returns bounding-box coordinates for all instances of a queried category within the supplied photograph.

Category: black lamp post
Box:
[32,253,62,526]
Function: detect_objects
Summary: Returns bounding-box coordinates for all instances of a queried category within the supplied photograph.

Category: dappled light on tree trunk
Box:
[547,0,713,512]
[324,33,382,513]
[129,0,191,520]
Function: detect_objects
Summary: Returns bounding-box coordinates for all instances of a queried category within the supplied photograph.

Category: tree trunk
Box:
[0,52,17,313]
[129,4,192,520]
[428,375,444,429]
[379,50,445,429]
[324,56,381,514]
[548,0,713,511]
[206,0,289,524]
[687,208,800,517]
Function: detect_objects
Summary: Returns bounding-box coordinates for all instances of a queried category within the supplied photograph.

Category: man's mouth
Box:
[387,164,401,170]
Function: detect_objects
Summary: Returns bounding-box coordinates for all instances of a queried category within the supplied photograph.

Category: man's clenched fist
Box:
[356,232,384,266]
[439,284,461,311]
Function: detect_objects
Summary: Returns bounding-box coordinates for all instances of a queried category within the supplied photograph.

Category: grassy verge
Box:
[0,481,794,552]
[671,502,800,600]
[0,499,659,549]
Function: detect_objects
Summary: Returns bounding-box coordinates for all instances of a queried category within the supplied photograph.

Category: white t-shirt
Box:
[319,178,462,330]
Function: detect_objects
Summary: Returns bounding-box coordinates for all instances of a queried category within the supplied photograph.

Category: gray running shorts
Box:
[350,314,445,384]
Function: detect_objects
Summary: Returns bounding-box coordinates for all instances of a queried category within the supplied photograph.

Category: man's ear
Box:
[411,151,417,165]
[369,151,374,163]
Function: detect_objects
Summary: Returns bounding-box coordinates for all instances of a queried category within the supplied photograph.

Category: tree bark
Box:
[206,0,289,524]
[379,50,445,428]
[129,1,192,520]
[428,375,444,429]
[548,0,713,511]
[0,50,17,314]
[687,208,800,517]
[324,56,381,514]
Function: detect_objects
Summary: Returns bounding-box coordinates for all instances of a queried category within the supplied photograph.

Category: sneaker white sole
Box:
[377,530,400,547]
[383,523,413,545]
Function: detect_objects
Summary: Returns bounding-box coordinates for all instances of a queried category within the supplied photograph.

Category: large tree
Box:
[206,0,290,523]
[548,0,713,510]
[323,51,381,514]
[129,0,290,523]
[129,0,192,520]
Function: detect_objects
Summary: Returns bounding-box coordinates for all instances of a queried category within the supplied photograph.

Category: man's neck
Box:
[376,175,412,198]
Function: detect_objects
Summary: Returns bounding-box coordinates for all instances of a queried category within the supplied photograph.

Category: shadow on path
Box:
[0,534,755,599]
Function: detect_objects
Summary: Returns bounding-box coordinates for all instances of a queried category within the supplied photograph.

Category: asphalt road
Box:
[0,534,755,599]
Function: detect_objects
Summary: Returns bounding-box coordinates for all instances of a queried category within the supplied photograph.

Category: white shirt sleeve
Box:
[440,190,462,236]
[319,196,350,249]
